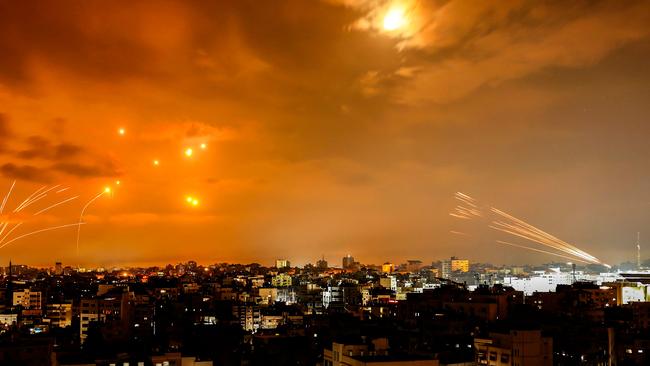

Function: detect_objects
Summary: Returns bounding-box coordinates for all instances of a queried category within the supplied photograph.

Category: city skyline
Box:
[1,1,650,266]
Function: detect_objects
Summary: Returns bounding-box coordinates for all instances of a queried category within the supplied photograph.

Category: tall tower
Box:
[637,232,641,270]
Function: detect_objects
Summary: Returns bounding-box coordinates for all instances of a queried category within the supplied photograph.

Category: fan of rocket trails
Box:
[0,181,83,250]
[450,192,609,267]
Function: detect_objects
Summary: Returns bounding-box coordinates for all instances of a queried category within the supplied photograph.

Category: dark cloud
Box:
[16,136,84,161]
[0,163,52,183]
[51,161,122,178]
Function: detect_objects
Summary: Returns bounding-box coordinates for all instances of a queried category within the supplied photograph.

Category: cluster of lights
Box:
[186,196,200,207]
[185,142,207,158]
[117,126,210,208]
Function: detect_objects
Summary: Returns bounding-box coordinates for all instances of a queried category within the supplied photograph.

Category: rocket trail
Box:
[0,223,22,245]
[0,223,85,249]
[34,196,79,216]
[451,192,608,266]
[0,180,16,215]
[15,185,61,212]
[76,190,107,256]
[495,240,590,264]
[14,185,48,213]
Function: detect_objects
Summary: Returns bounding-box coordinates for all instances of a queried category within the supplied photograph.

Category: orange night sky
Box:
[1,0,649,267]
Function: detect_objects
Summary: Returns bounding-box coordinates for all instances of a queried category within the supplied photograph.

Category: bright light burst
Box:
[200,143,207,150]
[185,148,193,157]
[118,127,126,135]
[383,7,407,31]
[153,159,160,166]
[185,196,199,207]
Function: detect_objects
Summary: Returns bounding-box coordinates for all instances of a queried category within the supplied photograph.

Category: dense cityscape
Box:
[1,255,649,365]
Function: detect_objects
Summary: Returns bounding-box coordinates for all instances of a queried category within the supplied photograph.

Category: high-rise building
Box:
[54,261,63,275]
[342,255,355,269]
[12,289,42,309]
[46,303,73,328]
[442,256,470,278]
[275,259,290,269]
[451,257,470,272]
[381,262,394,273]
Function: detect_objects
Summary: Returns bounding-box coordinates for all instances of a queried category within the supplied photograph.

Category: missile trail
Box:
[451,192,607,266]
[495,240,590,264]
[34,196,79,216]
[0,223,84,249]
[0,180,16,215]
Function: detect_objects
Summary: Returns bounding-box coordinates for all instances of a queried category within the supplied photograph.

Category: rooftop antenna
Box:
[637,232,641,270]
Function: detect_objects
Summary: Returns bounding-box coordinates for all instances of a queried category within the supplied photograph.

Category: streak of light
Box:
[34,196,79,216]
[14,185,47,212]
[490,221,593,262]
[0,223,84,249]
[0,222,7,239]
[450,192,608,266]
[495,240,589,264]
[56,187,70,194]
[0,180,16,215]
[450,231,471,237]
[449,213,470,219]
[491,207,593,257]
[76,190,108,257]
[0,223,22,245]
[15,185,61,213]
[490,208,601,263]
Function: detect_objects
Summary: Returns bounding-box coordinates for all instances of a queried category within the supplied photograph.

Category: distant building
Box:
[379,276,397,292]
[275,259,290,269]
[46,303,72,328]
[342,255,355,269]
[381,262,394,273]
[233,303,261,332]
[79,290,132,343]
[451,257,470,272]
[441,257,469,278]
[271,273,292,287]
[12,289,41,309]
[323,338,439,366]
[406,260,423,272]
[474,329,552,366]
[54,261,63,276]
[317,257,329,269]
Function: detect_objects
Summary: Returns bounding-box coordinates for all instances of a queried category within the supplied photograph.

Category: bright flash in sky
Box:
[153,159,160,166]
[383,7,407,31]
[200,143,207,149]
[104,186,111,193]
[185,148,193,157]
[115,180,121,185]
[118,127,125,135]
[186,196,199,206]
